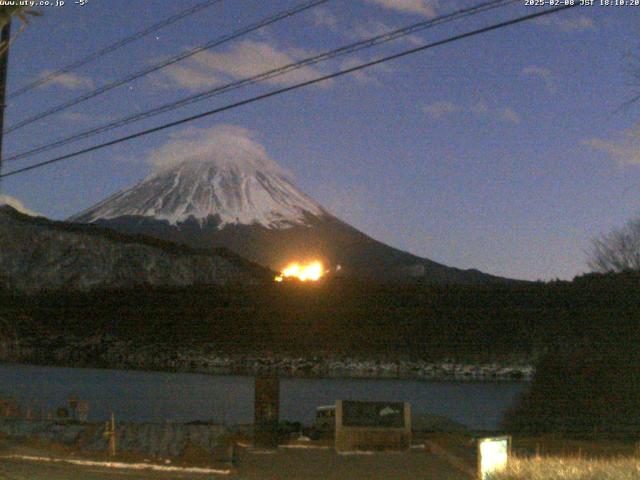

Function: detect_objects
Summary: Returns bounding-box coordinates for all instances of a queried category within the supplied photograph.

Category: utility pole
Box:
[104,411,117,456]
[0,20,11,188]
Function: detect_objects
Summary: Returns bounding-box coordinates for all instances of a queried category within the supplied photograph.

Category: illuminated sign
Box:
[477,436,511,480]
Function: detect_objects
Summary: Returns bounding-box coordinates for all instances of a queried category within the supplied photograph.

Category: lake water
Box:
[0,363,527,431]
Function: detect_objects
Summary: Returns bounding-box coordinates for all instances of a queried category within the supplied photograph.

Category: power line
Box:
[4,0,516,164]
[0,4,578,180]
[3,0,330,135]
[7,0,224,99]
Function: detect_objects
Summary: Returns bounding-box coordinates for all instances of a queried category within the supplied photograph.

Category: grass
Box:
[512,436,639,459]
[491,456,640,480]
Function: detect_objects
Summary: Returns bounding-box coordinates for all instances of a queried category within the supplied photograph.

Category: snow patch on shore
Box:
[0,454,231,475]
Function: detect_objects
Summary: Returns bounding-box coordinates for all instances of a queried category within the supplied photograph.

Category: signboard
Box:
[335,400,411,452]
[477,436,511,480]
[342,401,405,428]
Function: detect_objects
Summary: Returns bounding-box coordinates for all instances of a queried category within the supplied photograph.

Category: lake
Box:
[0,363,527,431]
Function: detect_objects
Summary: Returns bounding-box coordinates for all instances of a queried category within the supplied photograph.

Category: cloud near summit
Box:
[146,125,292,178]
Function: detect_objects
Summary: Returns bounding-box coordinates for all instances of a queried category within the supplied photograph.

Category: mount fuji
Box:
[70,129,506,283]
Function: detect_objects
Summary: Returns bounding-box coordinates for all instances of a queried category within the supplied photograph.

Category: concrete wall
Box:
[0,419,229,458]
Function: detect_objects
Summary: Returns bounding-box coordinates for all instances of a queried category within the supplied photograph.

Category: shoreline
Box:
[2,338,534,382]
[1,359,534,382]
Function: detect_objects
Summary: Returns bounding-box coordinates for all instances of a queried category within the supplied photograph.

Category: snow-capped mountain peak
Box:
[69,126,507,284]
[71,156,326,229]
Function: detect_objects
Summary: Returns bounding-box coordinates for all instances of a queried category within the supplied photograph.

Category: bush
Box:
[503,335,640,437]
[492,456,640,480]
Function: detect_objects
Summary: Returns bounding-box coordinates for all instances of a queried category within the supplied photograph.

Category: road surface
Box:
[0,445,470,480]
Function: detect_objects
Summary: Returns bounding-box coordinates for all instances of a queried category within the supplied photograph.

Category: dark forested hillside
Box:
[2,272,638,360]
[0,205,271,292]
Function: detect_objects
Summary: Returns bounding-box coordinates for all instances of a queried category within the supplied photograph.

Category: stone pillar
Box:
[253,374,279,449]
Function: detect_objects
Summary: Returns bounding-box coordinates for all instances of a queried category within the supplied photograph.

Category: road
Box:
[0,446,470,480]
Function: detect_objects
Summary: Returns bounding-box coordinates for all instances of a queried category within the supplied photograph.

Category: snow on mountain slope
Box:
[0,195,40,217]
[73,159,326,228]
[71,125,326,229]
[70,125,511,283]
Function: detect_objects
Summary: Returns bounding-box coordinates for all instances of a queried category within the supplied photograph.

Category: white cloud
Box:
[191,40,328,87]
[158,40,330,91]
[364,0,438,17]
[0,195,40,217]
[423,100,521,124]
[522,65,557,93]
[500,107,521,124]
[535,14,595,32]
[43,71,94,90]
[352,19,391,39]
[351,19,424,46]
[157,64,221,90]
[147,124,291,177]
[583,125,640,165]
[340,56,394,85]
[310,8,338,31]
[422,101,459,118]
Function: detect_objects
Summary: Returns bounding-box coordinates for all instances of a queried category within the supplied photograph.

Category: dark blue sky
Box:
[2,0,639,280]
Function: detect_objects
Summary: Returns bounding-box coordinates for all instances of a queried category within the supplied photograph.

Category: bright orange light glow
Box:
[274,261,324,282]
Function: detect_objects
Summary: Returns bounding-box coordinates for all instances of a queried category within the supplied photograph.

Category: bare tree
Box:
[0,6,40,28]
[589,217,640,273]
[0,6,41,55]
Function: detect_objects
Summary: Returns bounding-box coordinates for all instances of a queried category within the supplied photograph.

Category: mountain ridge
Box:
[0,205,271,292]
[70,151,513,284]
